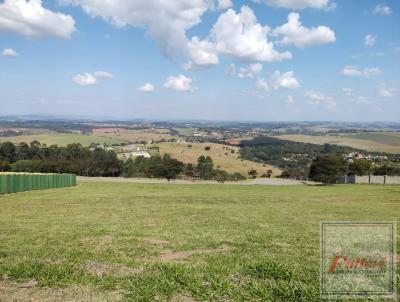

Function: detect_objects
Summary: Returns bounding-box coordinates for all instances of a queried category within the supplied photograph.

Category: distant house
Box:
[117,150,151,160]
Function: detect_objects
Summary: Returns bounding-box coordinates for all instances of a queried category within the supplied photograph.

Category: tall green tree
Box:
[308,155,348,184]
[348,159,371,176]
[196,155,214,180]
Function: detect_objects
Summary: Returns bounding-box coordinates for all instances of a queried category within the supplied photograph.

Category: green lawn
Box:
[0,182,399,301]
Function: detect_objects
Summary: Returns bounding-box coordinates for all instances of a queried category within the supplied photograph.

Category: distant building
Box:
[117,151,151,160]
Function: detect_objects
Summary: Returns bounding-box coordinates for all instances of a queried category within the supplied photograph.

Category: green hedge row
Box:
[0,173,76,194]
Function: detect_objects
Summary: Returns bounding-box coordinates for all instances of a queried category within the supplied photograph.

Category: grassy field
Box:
[92,128,173,143]
[0,133,124,146]
[156,142,281,176]
[0,181,399,301]
[277,132,400,153]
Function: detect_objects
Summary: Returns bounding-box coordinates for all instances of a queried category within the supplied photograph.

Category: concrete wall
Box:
[342,175,400,184]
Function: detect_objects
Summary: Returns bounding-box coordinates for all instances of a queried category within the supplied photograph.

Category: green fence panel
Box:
[0,173,76,194]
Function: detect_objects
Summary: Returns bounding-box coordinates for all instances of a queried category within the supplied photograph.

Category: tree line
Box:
[307,155,400,183]
[0,141,246,181]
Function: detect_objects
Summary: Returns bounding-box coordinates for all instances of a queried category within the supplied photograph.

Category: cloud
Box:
[378,85,394,97]
[217,0,233,10]
[231,63,263,78]
[93,71,115,79]
[211,6,292,62]
[285,95,295,104]
[184,36,219,69]
[0,0,75,39]
[163,75,193,91]
[272,12,335,48]
[305,90,336,108]
[256,0,336,10]
[72,70,114,86]
[256,70,300,92]
[72,73,98,86]
[137,83,155,92]
[342,88,355,97]
[1,48,19,56]
[341,66,362,76]
[363,67,382,78]
[364,34,376,47]
[373,4,391,15]
[62,0,212,57]
[341,66,382,78]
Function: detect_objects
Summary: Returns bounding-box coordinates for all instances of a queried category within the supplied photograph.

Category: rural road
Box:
[77,176,308,186]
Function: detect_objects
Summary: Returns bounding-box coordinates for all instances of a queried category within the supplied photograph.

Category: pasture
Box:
[0,181,399,301]
[0,133,124,147]
[277,132,400,154]
[92,128,173,143]
[156,142,280,176]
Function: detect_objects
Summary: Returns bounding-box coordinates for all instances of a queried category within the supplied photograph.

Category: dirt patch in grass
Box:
[140,237,169,246]
[170,293,198,302]
[0,280,122,302]
[159,245,231,261]
[86,261,142,278]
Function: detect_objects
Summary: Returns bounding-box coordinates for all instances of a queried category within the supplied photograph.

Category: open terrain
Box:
[156,142,281,176]
[0,181,399,301]
[277,132,400,154]
[92,128,173,143]
[0,133,124,147]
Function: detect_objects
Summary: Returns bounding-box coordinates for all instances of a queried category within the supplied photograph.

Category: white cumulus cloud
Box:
[61,0,212,57]
[231,63,263,78]
[211,6,292,62]
[72,73,98,86]
[72,70,114,86]
[373,4,391,15]
[217,0,233,10]
[93,71,115,79]
[364,34,376,47]
[257,0,335,10]
[256,70,299,92]
[137,83,155,92]
[378,85,394,97]
[305,90,336,108]
[341,66,362,76]
[363,67,382,78]
[0,0,75,39]
[164,75,193,91]
[273,12,335,48]
[341,66,382,78]
[1,48,19,56]
[184,36,219,69]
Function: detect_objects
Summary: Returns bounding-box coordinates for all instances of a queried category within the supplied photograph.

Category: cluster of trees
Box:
[240,137,400,171]
[307,155,400,183]
[0,141,120,176]
[122,154,245,181]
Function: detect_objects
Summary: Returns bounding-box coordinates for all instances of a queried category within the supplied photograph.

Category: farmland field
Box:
[92,128,173,143]
[0,133,124,146]
[156,142,280,176]
[277,132,400,154]
[0,181,399,301]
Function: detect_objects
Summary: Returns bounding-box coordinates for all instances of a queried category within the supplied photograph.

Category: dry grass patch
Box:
[0,280,122,302]
[159,246,231,262]
[156,142,280,176]
[92,128,173,143]
[85,261,142,278]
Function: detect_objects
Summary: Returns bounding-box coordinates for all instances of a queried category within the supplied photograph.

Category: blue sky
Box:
[0,0,399,121]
